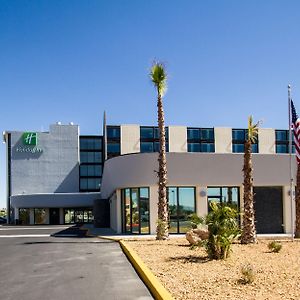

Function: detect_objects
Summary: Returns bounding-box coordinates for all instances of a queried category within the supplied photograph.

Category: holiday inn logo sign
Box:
[16,132,43,153]
[23,132,37,145]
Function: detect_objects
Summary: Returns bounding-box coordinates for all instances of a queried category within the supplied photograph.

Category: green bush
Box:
[187,213,205,229]
[240,263,256,284]
[204,202,240,260]
[268,241,282,253]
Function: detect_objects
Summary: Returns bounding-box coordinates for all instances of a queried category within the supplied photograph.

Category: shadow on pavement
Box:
[50,224,90,238]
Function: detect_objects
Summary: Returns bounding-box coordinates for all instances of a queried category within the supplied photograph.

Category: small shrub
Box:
[204,203,240,260]
[188,213,205,229]
[268,241,282,253]
[240,263,256,284]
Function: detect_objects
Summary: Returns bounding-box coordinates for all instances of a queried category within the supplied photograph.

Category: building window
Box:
[107,126,120,139]
[232,129,258,153]
[121,187,150,234]
[80,136,103,192]
[187,128,215,153]
[34,208,47,225]
[167,187,196,233]
[80,178,101,190]
[64,208,93,224]
[140,126,169,153]
[275,130,295,153]
[207,187,240,212]
[106,126,121,159]
[19,208,30,225]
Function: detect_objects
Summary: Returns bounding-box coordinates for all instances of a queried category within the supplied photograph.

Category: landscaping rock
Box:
[186,227,209,245]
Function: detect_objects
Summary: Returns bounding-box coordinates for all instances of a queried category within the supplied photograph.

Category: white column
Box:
[258,128,275,154]
[282,185,295,234]
[214,127,232,153]
[120,125,140,154]
[168,126,187,152]
[197,186,208,217]
[14,208,19,220]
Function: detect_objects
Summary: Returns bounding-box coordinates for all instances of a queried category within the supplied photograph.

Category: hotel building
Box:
[3,122,296,235]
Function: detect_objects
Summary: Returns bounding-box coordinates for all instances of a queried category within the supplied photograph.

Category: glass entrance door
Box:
[49,208,60,225]
[121,188,150,234]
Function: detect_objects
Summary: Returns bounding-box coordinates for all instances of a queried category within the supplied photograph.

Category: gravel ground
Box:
[126,238,300,300]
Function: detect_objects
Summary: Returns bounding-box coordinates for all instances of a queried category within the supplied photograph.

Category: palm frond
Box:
[150,62,167,96]
[247,115,260,143]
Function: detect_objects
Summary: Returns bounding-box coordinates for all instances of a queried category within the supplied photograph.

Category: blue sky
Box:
[1,0,300,208]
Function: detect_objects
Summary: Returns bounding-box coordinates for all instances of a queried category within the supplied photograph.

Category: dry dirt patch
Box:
[126,238,300,300]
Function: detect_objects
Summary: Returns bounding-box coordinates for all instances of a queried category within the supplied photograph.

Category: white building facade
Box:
[3,123,296,234]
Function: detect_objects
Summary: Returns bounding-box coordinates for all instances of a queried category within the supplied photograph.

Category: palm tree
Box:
[150,62,169,240]
[241,116,259,244]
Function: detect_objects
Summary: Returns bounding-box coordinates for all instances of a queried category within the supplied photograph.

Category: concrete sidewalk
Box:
[83,224,294,240]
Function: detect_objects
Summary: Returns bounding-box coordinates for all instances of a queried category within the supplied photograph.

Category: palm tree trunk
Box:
[241,140,257,244]
[156,92,169,240]
[295,165,300,238]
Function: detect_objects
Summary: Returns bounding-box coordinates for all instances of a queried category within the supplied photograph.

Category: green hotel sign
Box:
[23,132,37,145]
[15,132,43,153]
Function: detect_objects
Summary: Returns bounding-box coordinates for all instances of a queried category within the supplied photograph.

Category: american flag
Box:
[291,100,300,164]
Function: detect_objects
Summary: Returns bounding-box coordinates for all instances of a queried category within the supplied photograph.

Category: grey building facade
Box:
[3,123,101,225]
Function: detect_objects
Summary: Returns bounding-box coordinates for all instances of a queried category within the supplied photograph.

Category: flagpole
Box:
[288,84,294,241]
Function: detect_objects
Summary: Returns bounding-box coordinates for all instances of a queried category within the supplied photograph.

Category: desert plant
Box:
[268,241,282,253]
[204,202,240,259]
[240,263,256,284]
[188,213,205,229]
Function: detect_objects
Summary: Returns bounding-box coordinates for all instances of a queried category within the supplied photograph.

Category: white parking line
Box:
[0,234,51,238]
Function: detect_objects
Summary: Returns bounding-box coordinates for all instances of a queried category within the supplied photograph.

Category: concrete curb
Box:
[97,236,173,300]
[119,240,173,300]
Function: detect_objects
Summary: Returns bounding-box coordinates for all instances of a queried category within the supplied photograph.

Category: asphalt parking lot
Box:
[0,226,153,300]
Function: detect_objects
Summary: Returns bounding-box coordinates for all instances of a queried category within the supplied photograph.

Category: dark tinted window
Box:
[107,127,120,139]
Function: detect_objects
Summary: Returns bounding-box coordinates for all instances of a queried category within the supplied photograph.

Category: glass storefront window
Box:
[64,208,93,224]
[121,187,150,234]
[124,189,131,233]
[64,209,75,224]
[19,208,30,225]
[34,208,47,225]
[131,189,139,234]
[168,187,196,233]
[168,187,178,233]
[207,187,240,212]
